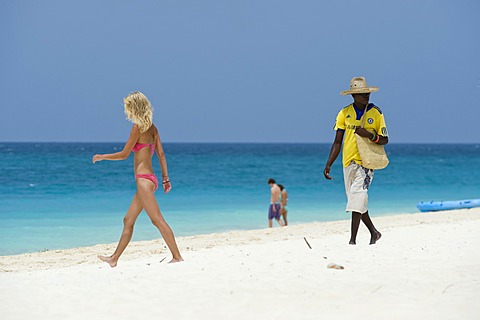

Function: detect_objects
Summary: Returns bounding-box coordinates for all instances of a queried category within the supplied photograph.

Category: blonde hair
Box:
[123,91,154,133]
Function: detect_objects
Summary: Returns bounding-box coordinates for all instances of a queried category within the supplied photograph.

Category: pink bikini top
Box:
[132,143,155,155]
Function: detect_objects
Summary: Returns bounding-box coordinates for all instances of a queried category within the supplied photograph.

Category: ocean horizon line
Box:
[2,141,480,145]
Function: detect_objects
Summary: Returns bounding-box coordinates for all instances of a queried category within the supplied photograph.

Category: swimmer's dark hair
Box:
[278,184,284,191]
[268,178,276,184]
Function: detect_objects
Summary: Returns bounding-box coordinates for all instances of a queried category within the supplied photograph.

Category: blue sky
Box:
[1,0,479,143]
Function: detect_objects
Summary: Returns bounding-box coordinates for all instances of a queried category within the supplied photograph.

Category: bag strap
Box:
[359,104,371,128]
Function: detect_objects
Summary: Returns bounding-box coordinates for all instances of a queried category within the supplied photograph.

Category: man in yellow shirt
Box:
[324,77,389,245]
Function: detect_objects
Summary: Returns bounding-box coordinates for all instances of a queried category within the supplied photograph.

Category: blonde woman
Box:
[93,91,183,266]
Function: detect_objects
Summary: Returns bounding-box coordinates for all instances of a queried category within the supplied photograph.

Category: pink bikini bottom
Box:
[135,173,159,192]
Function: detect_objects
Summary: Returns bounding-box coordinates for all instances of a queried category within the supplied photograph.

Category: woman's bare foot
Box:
[169,257,184,263]
[98,255,118,268]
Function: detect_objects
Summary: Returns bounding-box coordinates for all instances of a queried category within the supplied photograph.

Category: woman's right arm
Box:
[92,125,140,163]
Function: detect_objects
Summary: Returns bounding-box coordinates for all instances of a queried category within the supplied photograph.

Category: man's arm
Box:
[355,127,388,145]
[324,129,344,180]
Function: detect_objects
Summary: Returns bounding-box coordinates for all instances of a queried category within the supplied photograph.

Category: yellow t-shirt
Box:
[334,104,388,167]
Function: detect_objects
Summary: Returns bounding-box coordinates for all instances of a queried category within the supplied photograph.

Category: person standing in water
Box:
[267,178,284,228]
[93,91,183,266]
[324,77,388,245]
[278,184,288,226]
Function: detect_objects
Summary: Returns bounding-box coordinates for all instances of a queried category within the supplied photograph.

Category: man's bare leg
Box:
[361,211,382,245]
[349,212,362,245]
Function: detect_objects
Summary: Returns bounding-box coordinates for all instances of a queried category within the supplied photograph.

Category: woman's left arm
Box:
[92,125,140,163]
[154,130,171,193]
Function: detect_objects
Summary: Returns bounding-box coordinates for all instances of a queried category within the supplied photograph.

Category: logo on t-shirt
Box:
[367,118,374,124]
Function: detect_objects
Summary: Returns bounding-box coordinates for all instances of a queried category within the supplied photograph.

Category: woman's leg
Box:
[281,208,288,226]
[98,192,143,267]
[136,179,183,263]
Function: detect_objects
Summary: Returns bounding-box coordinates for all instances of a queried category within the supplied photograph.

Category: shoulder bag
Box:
[355,107,389,170]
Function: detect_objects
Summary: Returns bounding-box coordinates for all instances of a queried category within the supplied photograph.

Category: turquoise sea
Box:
[1,143,479,256]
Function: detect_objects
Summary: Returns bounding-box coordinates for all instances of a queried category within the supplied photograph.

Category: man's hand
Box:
[354,127,373,139]
[324,165,332,180]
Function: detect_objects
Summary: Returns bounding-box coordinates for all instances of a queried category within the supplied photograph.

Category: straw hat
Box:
[340,77,379,95]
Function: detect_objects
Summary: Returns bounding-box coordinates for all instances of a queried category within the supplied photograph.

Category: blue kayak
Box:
[416,199,480,212]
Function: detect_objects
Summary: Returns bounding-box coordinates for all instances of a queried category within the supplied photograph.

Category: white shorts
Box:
[343,162,374,214]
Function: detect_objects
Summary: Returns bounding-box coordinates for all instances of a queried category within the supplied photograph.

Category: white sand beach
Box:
[1,208,480,320]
